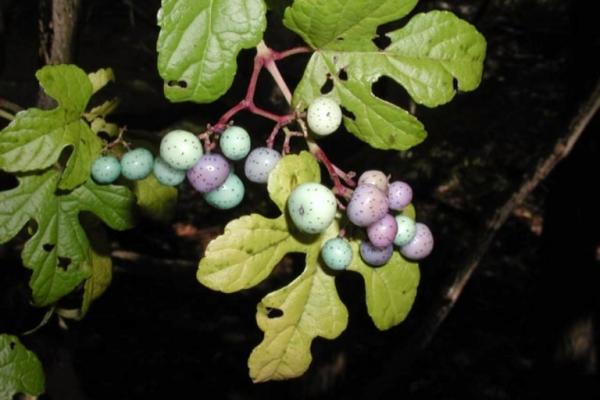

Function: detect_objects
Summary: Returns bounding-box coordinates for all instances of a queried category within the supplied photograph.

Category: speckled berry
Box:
[400,222,434,260]
[244,147,281,184]
[321,237,353,271]
[367,214,398,248]
[358,170,389,193]
[359,241,393,266]
[388,181,413,210]
[187,153,230,193]
[202,173,245,210]
[91,155,121,184]
[346,184,389,227]
[393,215,417,247]
[159,129,203,170]
[219,126,251,161]
[287,183,337,234]
[307,96,343,136]
[153,157,186,186]
[120,148,154,180]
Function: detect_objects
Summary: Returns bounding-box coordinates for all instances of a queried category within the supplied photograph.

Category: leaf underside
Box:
[286,0,486,150]
[157,0,267,103]
[198,152,420,381]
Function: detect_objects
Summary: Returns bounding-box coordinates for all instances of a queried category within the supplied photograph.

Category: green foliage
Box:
[198,152,419,381]
[133,174,178,222]
[0,65,103,190]
[0,334,45,399]
[286,0,486,150]
[0,169,134,306]
[157,0,267,103]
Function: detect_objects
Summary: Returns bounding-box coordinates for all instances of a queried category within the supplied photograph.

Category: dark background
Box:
[1,0,599,399]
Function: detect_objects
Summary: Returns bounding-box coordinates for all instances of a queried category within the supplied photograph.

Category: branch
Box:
[363,78,600,398]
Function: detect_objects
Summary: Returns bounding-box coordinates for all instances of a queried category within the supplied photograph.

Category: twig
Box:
[362,78,600,399]
[0,108,14,121]
[0,97,24,113]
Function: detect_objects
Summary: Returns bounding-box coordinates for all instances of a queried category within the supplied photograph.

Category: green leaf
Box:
[249,246,348,382]
[133,174,178,222]
[0,169,135,306]
[0,334,45,399]
[267,151,320,211]
[287,2,486,150]
[0,65,103,189]
[348,242,419,330]
[198,214,304,292]
[157,0,267,103]
[87,68,115,94]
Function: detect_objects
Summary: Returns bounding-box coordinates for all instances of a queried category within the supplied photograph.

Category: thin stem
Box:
[266,122,283,149]
[0,109,15,121]
[264,59,292,104]
[0,97,23,113]
[274,46,312,60]
[306,138,352,199]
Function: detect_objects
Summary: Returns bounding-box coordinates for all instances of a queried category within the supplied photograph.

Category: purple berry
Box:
[187,153,230,193]
[359,241,393,266]
[388,181,413,210]
[400,223,434,260]
[367,214,398,248]
[346,184,389,227]
[358,170,388,193]
[244,147,281,184]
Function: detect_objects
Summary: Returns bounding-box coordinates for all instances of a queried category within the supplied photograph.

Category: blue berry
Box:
[202,173,245,210]
[359,241,393,266]
[220,126,251,161]
[153,157,186,186]
[287,183,337,234]
[120,148,154,180]
[321,237,352,271]
[91,155,121,184]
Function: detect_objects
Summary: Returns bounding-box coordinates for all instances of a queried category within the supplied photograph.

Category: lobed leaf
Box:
[0,65,105,189]
[249,246,347,382]
[157,0,267,103]
[0,334,45,399]
[0,169,135,306]
[286,0,486,150]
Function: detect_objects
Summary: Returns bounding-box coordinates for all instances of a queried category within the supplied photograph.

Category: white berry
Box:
[307,96,343,136]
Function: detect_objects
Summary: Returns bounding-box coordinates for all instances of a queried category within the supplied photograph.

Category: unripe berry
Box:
[220,126,251,161]
[91,155,121,184]
[287,183,337,234]
[160,129,203,170]
[307,96,342,136]
[321,237,353,271]
[120,148,154,180]
[203,173,245,210]
[393,215,417,247]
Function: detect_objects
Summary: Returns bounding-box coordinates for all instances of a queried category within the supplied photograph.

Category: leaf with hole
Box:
[286,0,486,150]
[0,334,45,399]
[198,152,420,381]
[0,169,135,306]
[157,0,267,103]
[0,65,108,189]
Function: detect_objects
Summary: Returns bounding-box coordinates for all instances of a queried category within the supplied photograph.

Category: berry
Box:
[400,223,434,260]
[287,183,337,234]
[367,214,398,248]
[393,215,417,247]
[91,155,121,184]
[160,129,203,170]
[358,170,388,193]
[203,173,245,210]
[359,241,393,266]
[244,147,281,184]
[187,153,230,193]
[321,237,353,271]
[388,181,413,210]
[307,96,342,136]
[219,126,251,161]
[153,157,186,186]
[120,148,154,180]
[346,184,389,227]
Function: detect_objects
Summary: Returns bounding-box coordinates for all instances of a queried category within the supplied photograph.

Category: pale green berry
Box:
[160,129,203,170]
[287,183,337,234]
[153,157,186,186]
[307,96,342,136]
[220,126,251,161]
[203,173,245,210]
[321,237,352,271]
[92,155,121,184]
[393,215,417,247]
[120,148,154,180]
